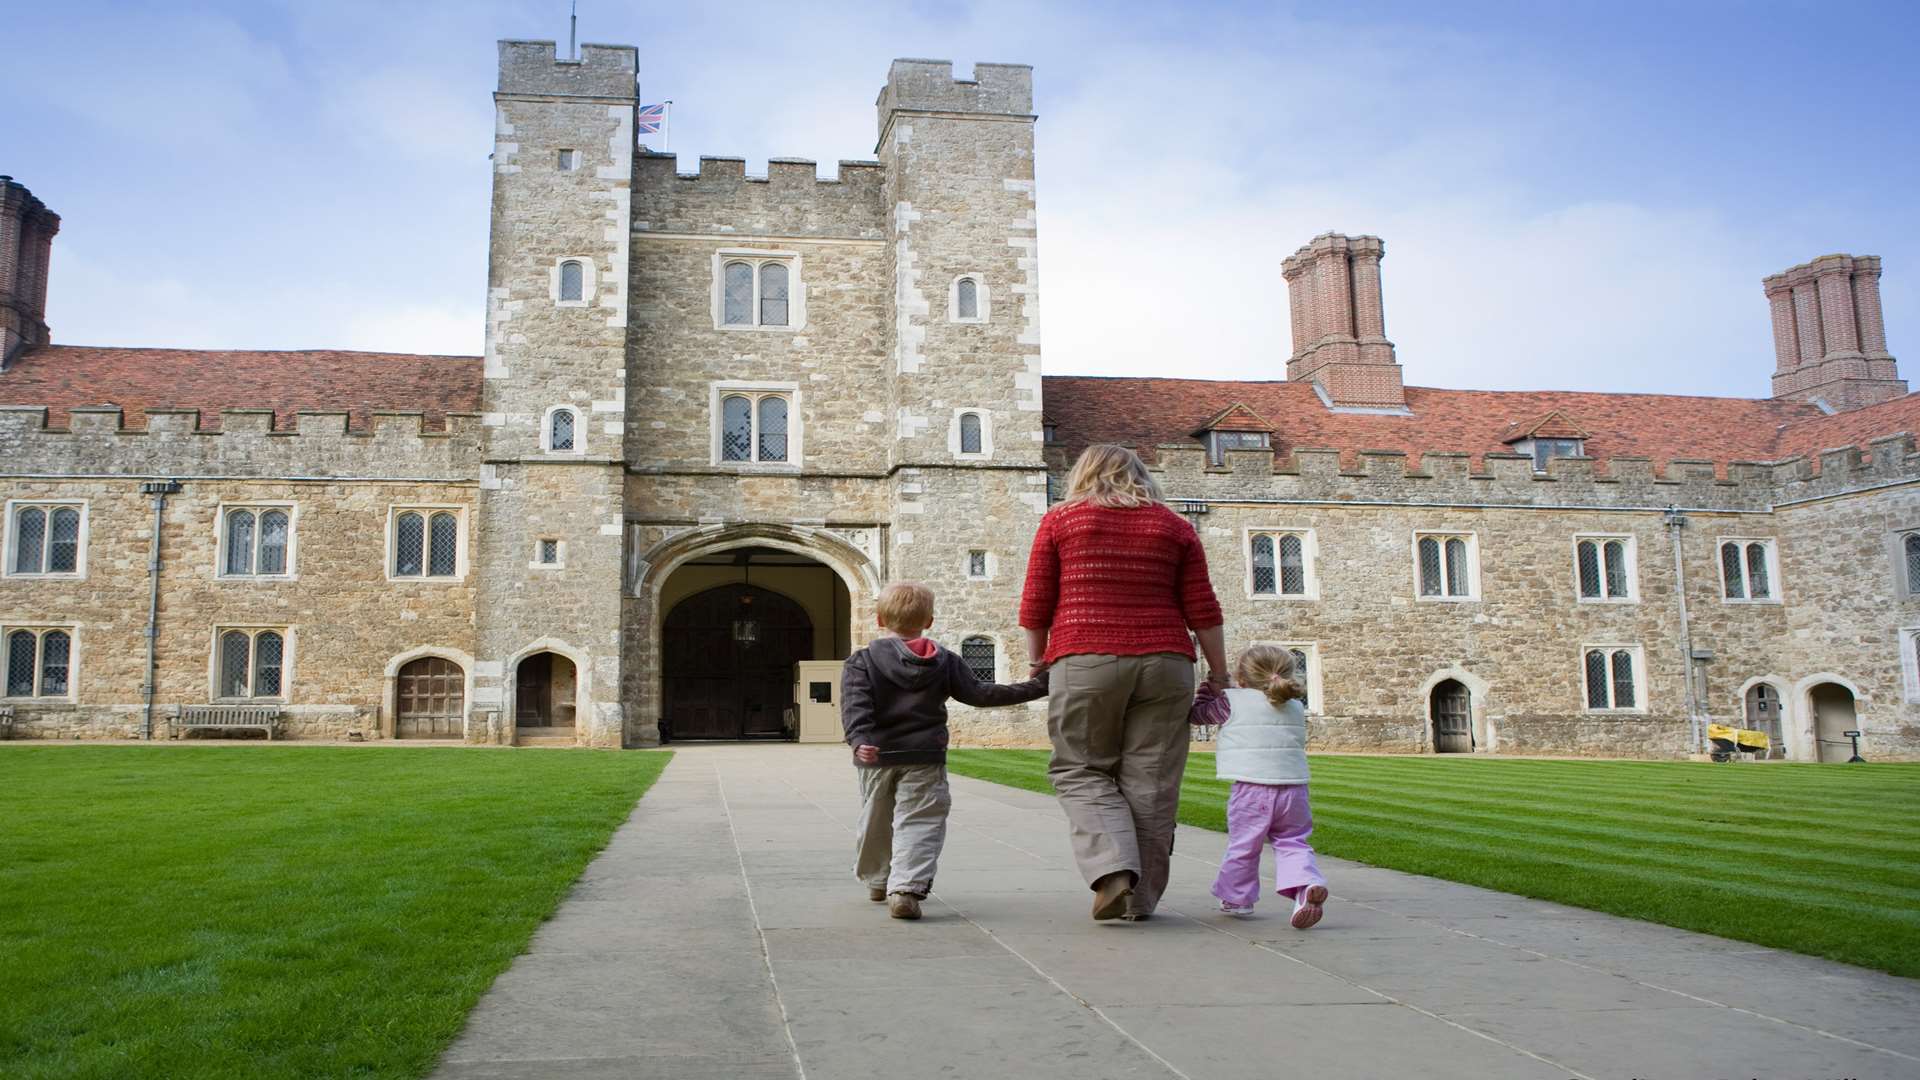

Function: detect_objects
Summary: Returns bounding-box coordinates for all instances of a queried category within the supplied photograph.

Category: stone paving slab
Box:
[436,746,1920,1079]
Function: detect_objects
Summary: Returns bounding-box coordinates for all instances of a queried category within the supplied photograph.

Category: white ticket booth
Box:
[793,660,845,743]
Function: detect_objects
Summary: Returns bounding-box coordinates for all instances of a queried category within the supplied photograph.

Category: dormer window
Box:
[1502,411,1589,472]
[1529,438,1584,471]
[1207,430,1269,466]
[1192,403,1277,466]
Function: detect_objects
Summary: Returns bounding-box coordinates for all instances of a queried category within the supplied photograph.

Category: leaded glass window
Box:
[1584,648,1638,710]
[559,260,584,302]
[1444,538,1467,596]
[961,636,995,683]
[539,539,560,565]
[1610,650,1636,709]
[1722,540,1777,601]
[1577,540,1602,598]
[550,408,576,451]
[220,630,252,698]
[1906,533,1920,594]
[1279,534,1305,595]
[759,262,789,326]
[1584,650,1609,710]
[254,632,284,697]
[1745,542,1771,599]
[723,261,754,325]
[12,507,44,574]
[968,550,988,578]
[7,631,37,697]
[1721,541,1745,598]
[1289,647,1311,709]
[757,396,789,462]
[218,628,287,700]
[225,510,256,575]
[1250,534,1276,594]
[37,630,69,698]
[1604,540,1628,598]
[9,504,83,576]
[259,511,289,575]
[956,277,978,319]
[1418,537,1442,596]
[959,412,983,454]
[721,395,753,461]
[428,513,459,576]
[1578,538,1630,599]
[395,512,425,576]
[48,508,79,573]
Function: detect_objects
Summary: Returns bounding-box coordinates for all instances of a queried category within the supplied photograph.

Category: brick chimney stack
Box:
[0,177,59,368]
[1766,253,1903,411]
[1282,232,1404,409]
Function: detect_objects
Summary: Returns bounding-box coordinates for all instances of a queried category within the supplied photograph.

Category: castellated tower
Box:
[0,177,59,367]
[1766,253,1904,411]
[877,61,1051,688]
[476,41,636,747]
[1282,232,1405,410]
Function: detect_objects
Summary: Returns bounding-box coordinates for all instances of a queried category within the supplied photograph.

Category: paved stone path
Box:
[435,745,1920,1079]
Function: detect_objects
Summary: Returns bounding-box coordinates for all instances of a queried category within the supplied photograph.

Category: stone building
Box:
[0,38,1915,761]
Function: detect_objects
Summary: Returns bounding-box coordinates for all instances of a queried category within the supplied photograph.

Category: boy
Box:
[841,581,1048,919]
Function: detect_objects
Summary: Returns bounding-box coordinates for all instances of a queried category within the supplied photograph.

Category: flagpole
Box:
[664,100,673,152]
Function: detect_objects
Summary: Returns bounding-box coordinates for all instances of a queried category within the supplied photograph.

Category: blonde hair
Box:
[1235,644,1306,709]
[1062,444,1165,508]
[876,581,936,633]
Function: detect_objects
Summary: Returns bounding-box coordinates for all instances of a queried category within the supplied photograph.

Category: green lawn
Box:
[947,750,1920,978]
[0,747,670,1080]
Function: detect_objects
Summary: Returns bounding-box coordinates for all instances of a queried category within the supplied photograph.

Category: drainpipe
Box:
[1665,508,1702,753]
[138,480,181,740]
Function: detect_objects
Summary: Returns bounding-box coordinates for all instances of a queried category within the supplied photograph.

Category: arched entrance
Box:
[663,580,817,741]
[1809,682,1858,763]
[1430,679,1473,753]
[395,656,465,738]
[515,651,578,732]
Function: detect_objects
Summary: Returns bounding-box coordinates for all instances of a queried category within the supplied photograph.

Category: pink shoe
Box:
[1289,884,1327,930]
[1218,899,1256,916]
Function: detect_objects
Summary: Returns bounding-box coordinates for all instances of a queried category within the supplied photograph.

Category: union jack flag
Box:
[637,103,667,134]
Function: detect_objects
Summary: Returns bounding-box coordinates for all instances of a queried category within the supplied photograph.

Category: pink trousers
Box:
[1211,781,1325,908]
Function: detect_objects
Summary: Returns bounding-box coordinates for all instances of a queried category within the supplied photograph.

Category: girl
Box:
[1190,644,1328,928]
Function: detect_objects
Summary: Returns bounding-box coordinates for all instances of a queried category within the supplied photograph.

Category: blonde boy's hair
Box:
[1062,444,1166,508]
[1235,644,1307,709]
[876,581,936,633]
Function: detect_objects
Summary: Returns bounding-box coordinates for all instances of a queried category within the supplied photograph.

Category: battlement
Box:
[0,407,484,481]
[1128,436,1920,513]
[633,152,888,238]
[876,59,1034,135]
[497,39,636,99]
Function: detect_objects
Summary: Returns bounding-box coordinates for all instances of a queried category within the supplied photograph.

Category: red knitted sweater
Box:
[1019,501,1224,664]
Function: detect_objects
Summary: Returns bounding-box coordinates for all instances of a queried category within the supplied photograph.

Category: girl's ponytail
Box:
[1263,670,1306,709]
[1234,643,1305,709]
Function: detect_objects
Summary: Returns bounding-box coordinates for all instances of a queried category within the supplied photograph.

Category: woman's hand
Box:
[1206,669,1230,690]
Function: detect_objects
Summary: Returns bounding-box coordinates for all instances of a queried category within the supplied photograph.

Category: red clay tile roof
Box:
[1192,403,1277,435]
[1500,409,1591,443]
[0,345,482,432]
[1038,376,1913,474]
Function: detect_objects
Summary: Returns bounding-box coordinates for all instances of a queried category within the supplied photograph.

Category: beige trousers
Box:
[1047,652,1196,915]
[853,763,951,897]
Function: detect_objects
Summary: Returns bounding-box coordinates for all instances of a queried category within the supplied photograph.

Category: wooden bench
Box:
[174,705,281,740]
[0,705,13,739]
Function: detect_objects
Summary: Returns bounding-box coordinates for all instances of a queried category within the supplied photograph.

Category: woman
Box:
[1020,444,1227,921]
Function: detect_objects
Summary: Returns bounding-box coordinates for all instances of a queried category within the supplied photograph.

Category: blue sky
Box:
[2,1,1913,396]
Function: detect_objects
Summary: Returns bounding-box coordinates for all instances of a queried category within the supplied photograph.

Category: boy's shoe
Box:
[888,892,922,920]
[868,886,888,903]
[1289,884,1328,930]
[1218,900,1256,916]
[1090,871,1135,921]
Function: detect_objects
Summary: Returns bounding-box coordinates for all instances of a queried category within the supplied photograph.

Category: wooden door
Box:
[1745,683,1783,758]
[396,657,465,738]
[515,652,552,728]
[663,584,813,740]
[1431,680,1473,753]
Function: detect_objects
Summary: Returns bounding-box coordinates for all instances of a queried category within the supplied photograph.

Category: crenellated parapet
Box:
[0,406,484,481]
[1135,438,1920,513]
[632,151,888,239]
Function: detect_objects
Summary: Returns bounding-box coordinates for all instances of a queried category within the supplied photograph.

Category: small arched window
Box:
[757,396,789,461]
[220,630,253,698]
[393,510,461,579]
[723,262,755,325]
[759,262,789,326]
[721,395,753,461]
[12,507,44,574]
[959,412,983,455]
[1721,539,1777,601]
[956,277,978,320]
[395,512,425,577]
[961,636,996,683]
[1905,533,1920,594]
[1250,534,1276,594]
[6,630,37,697]
[549,408,576,452]
[428,513,459,577]
[559,260,585,303]
[259,511,289,575]
[225,509,256,575]
[1720,542,1744,599]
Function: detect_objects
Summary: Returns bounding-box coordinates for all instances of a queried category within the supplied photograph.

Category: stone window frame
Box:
[557,148,580,172]
[958,633,1003,684]
[3,499,89,580]
[1571,532,1636,604]
[531,537,567,572]
[1892,529,1920,597]
[1715,536,1783,605]
[1579,643,1646,714]
[208,625,293,704]
[948,273,990,324]
[1411,530,1480,602]
[1242,527,1319,601]
[385,505,470,583]
[1252,639,1322,716]
[1,623,78,701]
[541,404,585,456]
[1899,628,1920,705]
[950,409,994,460]
[965,549,994,581]
[711,249,806,331]
[214,502,299,582]
[550,256,596,308]
[709,381,803,469]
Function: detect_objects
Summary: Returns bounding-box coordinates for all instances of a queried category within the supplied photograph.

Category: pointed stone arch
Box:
[1416,666,1492,753]
[381,645,476,740]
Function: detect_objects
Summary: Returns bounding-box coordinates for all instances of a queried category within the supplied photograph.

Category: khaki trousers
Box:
[1047,652,1196,915]
[853,763,951,897]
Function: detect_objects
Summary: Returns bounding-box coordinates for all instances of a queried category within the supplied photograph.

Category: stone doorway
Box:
[1744,682,1785,758]
[662,582,814,741]
[1809,682,1858,763]
[515,651,578,734]
[395,656,465,738]
[1430,679,1473,753]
